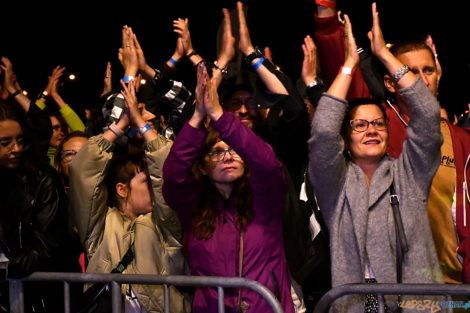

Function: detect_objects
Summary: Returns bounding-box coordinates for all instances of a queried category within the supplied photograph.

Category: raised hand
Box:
[118,26,138,77]
[212,8,236,87]
[173,18,193,55]
[45,65,65,95]
[301,35,319,85]
[0,57,30,111]
[367,3,389,60]
[0,57,19,94]
[342,14,359,70]
[120,80,140,126]
[237,1,255,56]
[217,8,236,66]
[198,63,223,121]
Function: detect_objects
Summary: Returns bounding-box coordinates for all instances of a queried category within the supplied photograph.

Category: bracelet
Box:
[168,58,178,66]
[108,122,125,137]
[186,50,198,58]
[339,66,353,76]
[122,75,135,82]
[316,0,336,8]
[138,124,152,135]
[252,58,265,70]
[213,61,228,75]
[8,90,21,99]
[307,79,321,88]
[391,65,410,83]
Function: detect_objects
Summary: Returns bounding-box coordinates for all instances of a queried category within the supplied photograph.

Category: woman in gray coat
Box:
[308,6,443,313]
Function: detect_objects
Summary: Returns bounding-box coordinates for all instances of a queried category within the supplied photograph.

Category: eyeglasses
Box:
[60,150,78,162]
[0,136,28,152]
[349,118,387,133]
[207,148,241,162]
[226,98,256,110]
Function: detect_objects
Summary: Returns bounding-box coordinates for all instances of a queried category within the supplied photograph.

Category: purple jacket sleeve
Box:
[162,123,207,227]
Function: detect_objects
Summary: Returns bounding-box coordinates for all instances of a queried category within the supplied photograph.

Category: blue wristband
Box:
[251,57,265,70]
[122,75,135,82]
[168,58,178,66]
[127,127,138,138]
[138,124,152,135]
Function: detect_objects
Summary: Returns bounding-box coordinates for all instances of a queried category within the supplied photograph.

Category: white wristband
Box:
[340,66,353,76]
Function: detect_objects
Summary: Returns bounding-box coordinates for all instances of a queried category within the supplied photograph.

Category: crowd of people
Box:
[1,1,469,313]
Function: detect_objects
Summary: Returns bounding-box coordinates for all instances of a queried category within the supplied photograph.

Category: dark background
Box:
[1,0,468,117]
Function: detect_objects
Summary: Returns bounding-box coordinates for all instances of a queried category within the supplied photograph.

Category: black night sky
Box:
[1,0,468,117]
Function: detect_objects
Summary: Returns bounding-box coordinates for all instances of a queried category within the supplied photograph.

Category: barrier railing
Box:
[313,283,470,313]
[7,272,285,313]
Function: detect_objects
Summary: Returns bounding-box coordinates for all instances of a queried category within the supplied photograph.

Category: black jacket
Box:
[0,164,78,312]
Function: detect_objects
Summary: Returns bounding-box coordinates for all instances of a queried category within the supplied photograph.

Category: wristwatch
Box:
[244,47,264,64]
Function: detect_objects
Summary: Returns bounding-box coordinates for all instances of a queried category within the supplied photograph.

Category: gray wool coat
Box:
[308,79,443,313]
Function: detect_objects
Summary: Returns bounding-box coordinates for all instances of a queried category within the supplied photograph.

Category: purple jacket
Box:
[163,112,294,313]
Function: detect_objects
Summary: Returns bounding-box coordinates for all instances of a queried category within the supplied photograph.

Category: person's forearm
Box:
[59,104,85,131]
[378,51,416,90]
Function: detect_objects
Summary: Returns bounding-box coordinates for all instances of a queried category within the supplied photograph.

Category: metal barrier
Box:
[313,283,470,313]
[7,272,285,313]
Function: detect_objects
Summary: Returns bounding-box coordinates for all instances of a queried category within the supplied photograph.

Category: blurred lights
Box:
[385,43,393,48]
[69,74,76,80]
[140,79,146,85]
[22,90,28,96]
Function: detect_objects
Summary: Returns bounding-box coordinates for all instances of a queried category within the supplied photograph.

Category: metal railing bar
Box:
[9,280,24,313]
[218,286,225,313]
[314,284,470,313]
[10,273,284,313]
[164,284,170,313]
[63,281,70,313]
[111,281,122,313]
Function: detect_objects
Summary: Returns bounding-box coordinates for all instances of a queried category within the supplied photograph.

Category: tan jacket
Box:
[69,134,190,313]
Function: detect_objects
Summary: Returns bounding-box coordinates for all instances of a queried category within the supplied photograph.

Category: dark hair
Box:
[389,41,436,65]
[105,154,146,208]
[54,131,90,178]
[0,100,40,171]
[341,98,387,146]
[49,113,69,134]
[191,128,253,240]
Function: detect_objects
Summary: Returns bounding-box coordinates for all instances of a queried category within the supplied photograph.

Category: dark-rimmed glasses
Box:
[207,148,241,162]
[349,118,387,133]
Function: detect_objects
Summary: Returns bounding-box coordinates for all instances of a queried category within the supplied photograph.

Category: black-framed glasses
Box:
[349,118,387,133]
[225,97,256,110]
[60,149,78,162]
[207,148,241,162]
[0,136,28,152]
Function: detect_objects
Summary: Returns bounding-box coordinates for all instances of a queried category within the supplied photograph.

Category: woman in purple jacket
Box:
[163,62,295,313]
